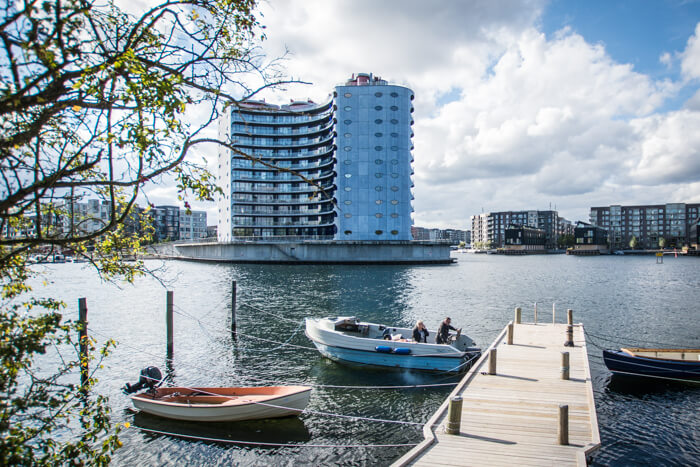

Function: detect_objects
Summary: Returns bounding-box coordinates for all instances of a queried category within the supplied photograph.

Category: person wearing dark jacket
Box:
[436,317,461,344]
[412,320,429,343]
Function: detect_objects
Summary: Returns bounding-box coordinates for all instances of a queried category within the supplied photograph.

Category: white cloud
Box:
[681,23,700,81]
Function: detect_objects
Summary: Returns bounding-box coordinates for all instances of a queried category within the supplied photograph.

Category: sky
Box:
[145,0,700,230]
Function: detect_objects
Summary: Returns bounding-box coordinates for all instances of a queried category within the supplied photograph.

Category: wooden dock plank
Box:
[392,322,600,467]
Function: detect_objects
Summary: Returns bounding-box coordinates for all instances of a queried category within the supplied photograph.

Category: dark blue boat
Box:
[603,348,700,381]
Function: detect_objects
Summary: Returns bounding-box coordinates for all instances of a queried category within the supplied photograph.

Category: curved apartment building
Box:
[217,73,414,242]
[217,100,336,241]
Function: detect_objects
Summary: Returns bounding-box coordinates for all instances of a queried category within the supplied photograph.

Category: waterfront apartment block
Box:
[504,225,546,253]
[411,226,470,244]
[217,73,415,242]
[570,221,610,255]
[470,210,573,249]
[589,203,700,249]
[178,210,208,241]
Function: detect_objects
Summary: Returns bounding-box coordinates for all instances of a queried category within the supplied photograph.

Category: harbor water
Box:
[30,254,699,466]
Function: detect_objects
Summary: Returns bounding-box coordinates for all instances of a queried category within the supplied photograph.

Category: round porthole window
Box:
[390,106,398,111]
[375,186,382,192]
[375,213,383,218]
[344,213,352,218]
[344,173,352,178]
[344,160,352,165]
[391,173,399,178]
[344,230,352,235]
[344,133,352,138]
[391,146,398,151]
[391,159,398,165]
[344,187,352,191]
[391,230,399,235]
[375,200,383,205]
[375,230,383,235]
[391,119,398,124]
[344,200,352,205]
[344,92,352,98]
[375,159,383,165]
[344,106,352,111]
[374,132,383,137]
[391,213,399,218]
[375,146,383,151]
[375,173,383,178]
[375,92,383,97]
[391,186,399,192]
[391,200,399,205]
[344,146,352,151]
[375,105,383,111]
[344,119,352,124]
[375,119,383,124]
[391,132,398,137]
[390,92,398,97]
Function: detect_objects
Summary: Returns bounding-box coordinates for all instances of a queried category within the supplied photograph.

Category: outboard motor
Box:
[122,366,163,394]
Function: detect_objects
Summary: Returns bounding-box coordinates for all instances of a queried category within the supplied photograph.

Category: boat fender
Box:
[393,348,411,355]
[375,345,392,353]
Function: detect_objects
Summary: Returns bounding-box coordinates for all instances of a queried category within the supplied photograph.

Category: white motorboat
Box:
[305,317,480,373]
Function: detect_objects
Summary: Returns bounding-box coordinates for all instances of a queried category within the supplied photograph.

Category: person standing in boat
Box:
[412,320,429,343]
[436,317,461,344]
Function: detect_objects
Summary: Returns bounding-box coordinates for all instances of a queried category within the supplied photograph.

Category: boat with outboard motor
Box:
[304,316,480,373]
[123,367,312,422]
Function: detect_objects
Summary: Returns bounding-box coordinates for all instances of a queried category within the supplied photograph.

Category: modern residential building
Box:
[151,205,180,242]
[217,72,415,242]
[217,99,335,241]
[589,203,700,249]
[470,210,572,249]
[179,210,208,241]
[504,225,546,254]
[411,226,469,244]
[570,221,609,255]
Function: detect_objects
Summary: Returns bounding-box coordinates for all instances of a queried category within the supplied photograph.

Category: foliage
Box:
[658,237,666,248]
[629,235,639,249]
[0,0,285,463]
[557,234,575,248]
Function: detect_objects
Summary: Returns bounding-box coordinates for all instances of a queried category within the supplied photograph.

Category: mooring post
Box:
[515,307,521,324]
[445,396,463,435]
[231,280,237,339]
[488,348,497,375]
[561,351,570,380]
[564,324,574,347]
[567,309,573,326]
[534,302,538,323]
[558,404,569,445]
[166,291,174,357]
[78,298,88,392]
[507,322,514,345]
[552,302,556,323]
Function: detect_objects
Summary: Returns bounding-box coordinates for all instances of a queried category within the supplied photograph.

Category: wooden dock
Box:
[393,315,600,467]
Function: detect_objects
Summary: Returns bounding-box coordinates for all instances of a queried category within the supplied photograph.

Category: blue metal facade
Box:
[334,74,414,240]
[218,73,414,242]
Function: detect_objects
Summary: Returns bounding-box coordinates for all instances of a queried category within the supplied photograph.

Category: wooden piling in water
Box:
[166,291,174,356]
[567,309,573,325]
[488,348,497,375]
[514,307,521,324]
[534,302,538,323]
[564,324,574,347]
[552,302,556,323]
[78,298,88,391]
[231,280,237,339]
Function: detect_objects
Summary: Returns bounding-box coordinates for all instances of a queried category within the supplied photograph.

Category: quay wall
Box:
[166,241,454,264]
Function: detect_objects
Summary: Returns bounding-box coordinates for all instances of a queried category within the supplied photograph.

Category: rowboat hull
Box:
[305,317,480,373]
[603,348,700,381]
[130,386,312,422]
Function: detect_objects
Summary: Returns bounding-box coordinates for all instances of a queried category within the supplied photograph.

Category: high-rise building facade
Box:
[179,210,208,240]
[589,203,700,249]
[334,74,414,240]
[217,73,414,242]
[217,100,335,241]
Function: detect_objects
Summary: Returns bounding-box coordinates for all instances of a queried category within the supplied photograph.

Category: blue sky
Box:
[135,0,700,229]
